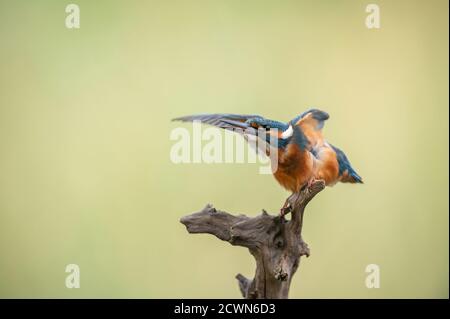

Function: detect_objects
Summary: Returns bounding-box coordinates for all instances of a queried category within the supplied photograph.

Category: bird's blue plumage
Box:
[291,125,309,150]
[247,118,288,131]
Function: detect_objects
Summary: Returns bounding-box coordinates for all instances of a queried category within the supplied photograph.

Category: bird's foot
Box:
[307,177,318,189]
[280,198,292,217]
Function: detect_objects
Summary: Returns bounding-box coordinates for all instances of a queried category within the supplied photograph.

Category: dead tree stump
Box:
[180,180,325,299]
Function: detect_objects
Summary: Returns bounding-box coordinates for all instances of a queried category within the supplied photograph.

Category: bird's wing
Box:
[172,113,289,148]
[173,114,259,133]
[173,113,287,131]
[329,144,363,183]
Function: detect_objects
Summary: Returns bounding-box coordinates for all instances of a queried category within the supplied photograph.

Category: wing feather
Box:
[172,113,289,152]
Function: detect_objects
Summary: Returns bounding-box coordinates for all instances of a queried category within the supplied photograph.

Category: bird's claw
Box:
[307,177,317,189]
[280,203,292,217]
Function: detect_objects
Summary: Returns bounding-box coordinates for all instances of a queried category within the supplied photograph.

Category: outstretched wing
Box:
[172,114,260,133]
[173,113,288,132]
[330,144,363,183]
[173,113,289,148]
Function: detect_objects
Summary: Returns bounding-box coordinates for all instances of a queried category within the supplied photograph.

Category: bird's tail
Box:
[330,144,363,184]
[340,166,363,184]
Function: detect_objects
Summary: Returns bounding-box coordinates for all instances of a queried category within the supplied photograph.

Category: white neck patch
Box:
[281,125,293,139]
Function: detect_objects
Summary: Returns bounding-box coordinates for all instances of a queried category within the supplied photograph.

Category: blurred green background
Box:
[0,0,448,298]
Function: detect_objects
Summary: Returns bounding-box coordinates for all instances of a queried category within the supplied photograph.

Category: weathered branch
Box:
[180,180,325,299]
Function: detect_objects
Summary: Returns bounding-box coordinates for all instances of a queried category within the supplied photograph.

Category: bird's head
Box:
[292,108,329,130]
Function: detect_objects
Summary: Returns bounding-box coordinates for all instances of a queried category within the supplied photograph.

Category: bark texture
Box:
[180,180,325,299]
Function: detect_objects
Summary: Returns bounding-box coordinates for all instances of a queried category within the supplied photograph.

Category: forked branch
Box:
[180,180,325,299]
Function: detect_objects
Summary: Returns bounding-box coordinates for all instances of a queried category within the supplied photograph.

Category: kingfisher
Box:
[173,109,362,213]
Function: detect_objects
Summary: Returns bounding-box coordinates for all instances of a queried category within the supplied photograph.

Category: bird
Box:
[172,109,362,213]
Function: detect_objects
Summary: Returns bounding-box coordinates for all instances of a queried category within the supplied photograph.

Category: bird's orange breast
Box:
[273,143,314,193]
[313,146,340,186]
